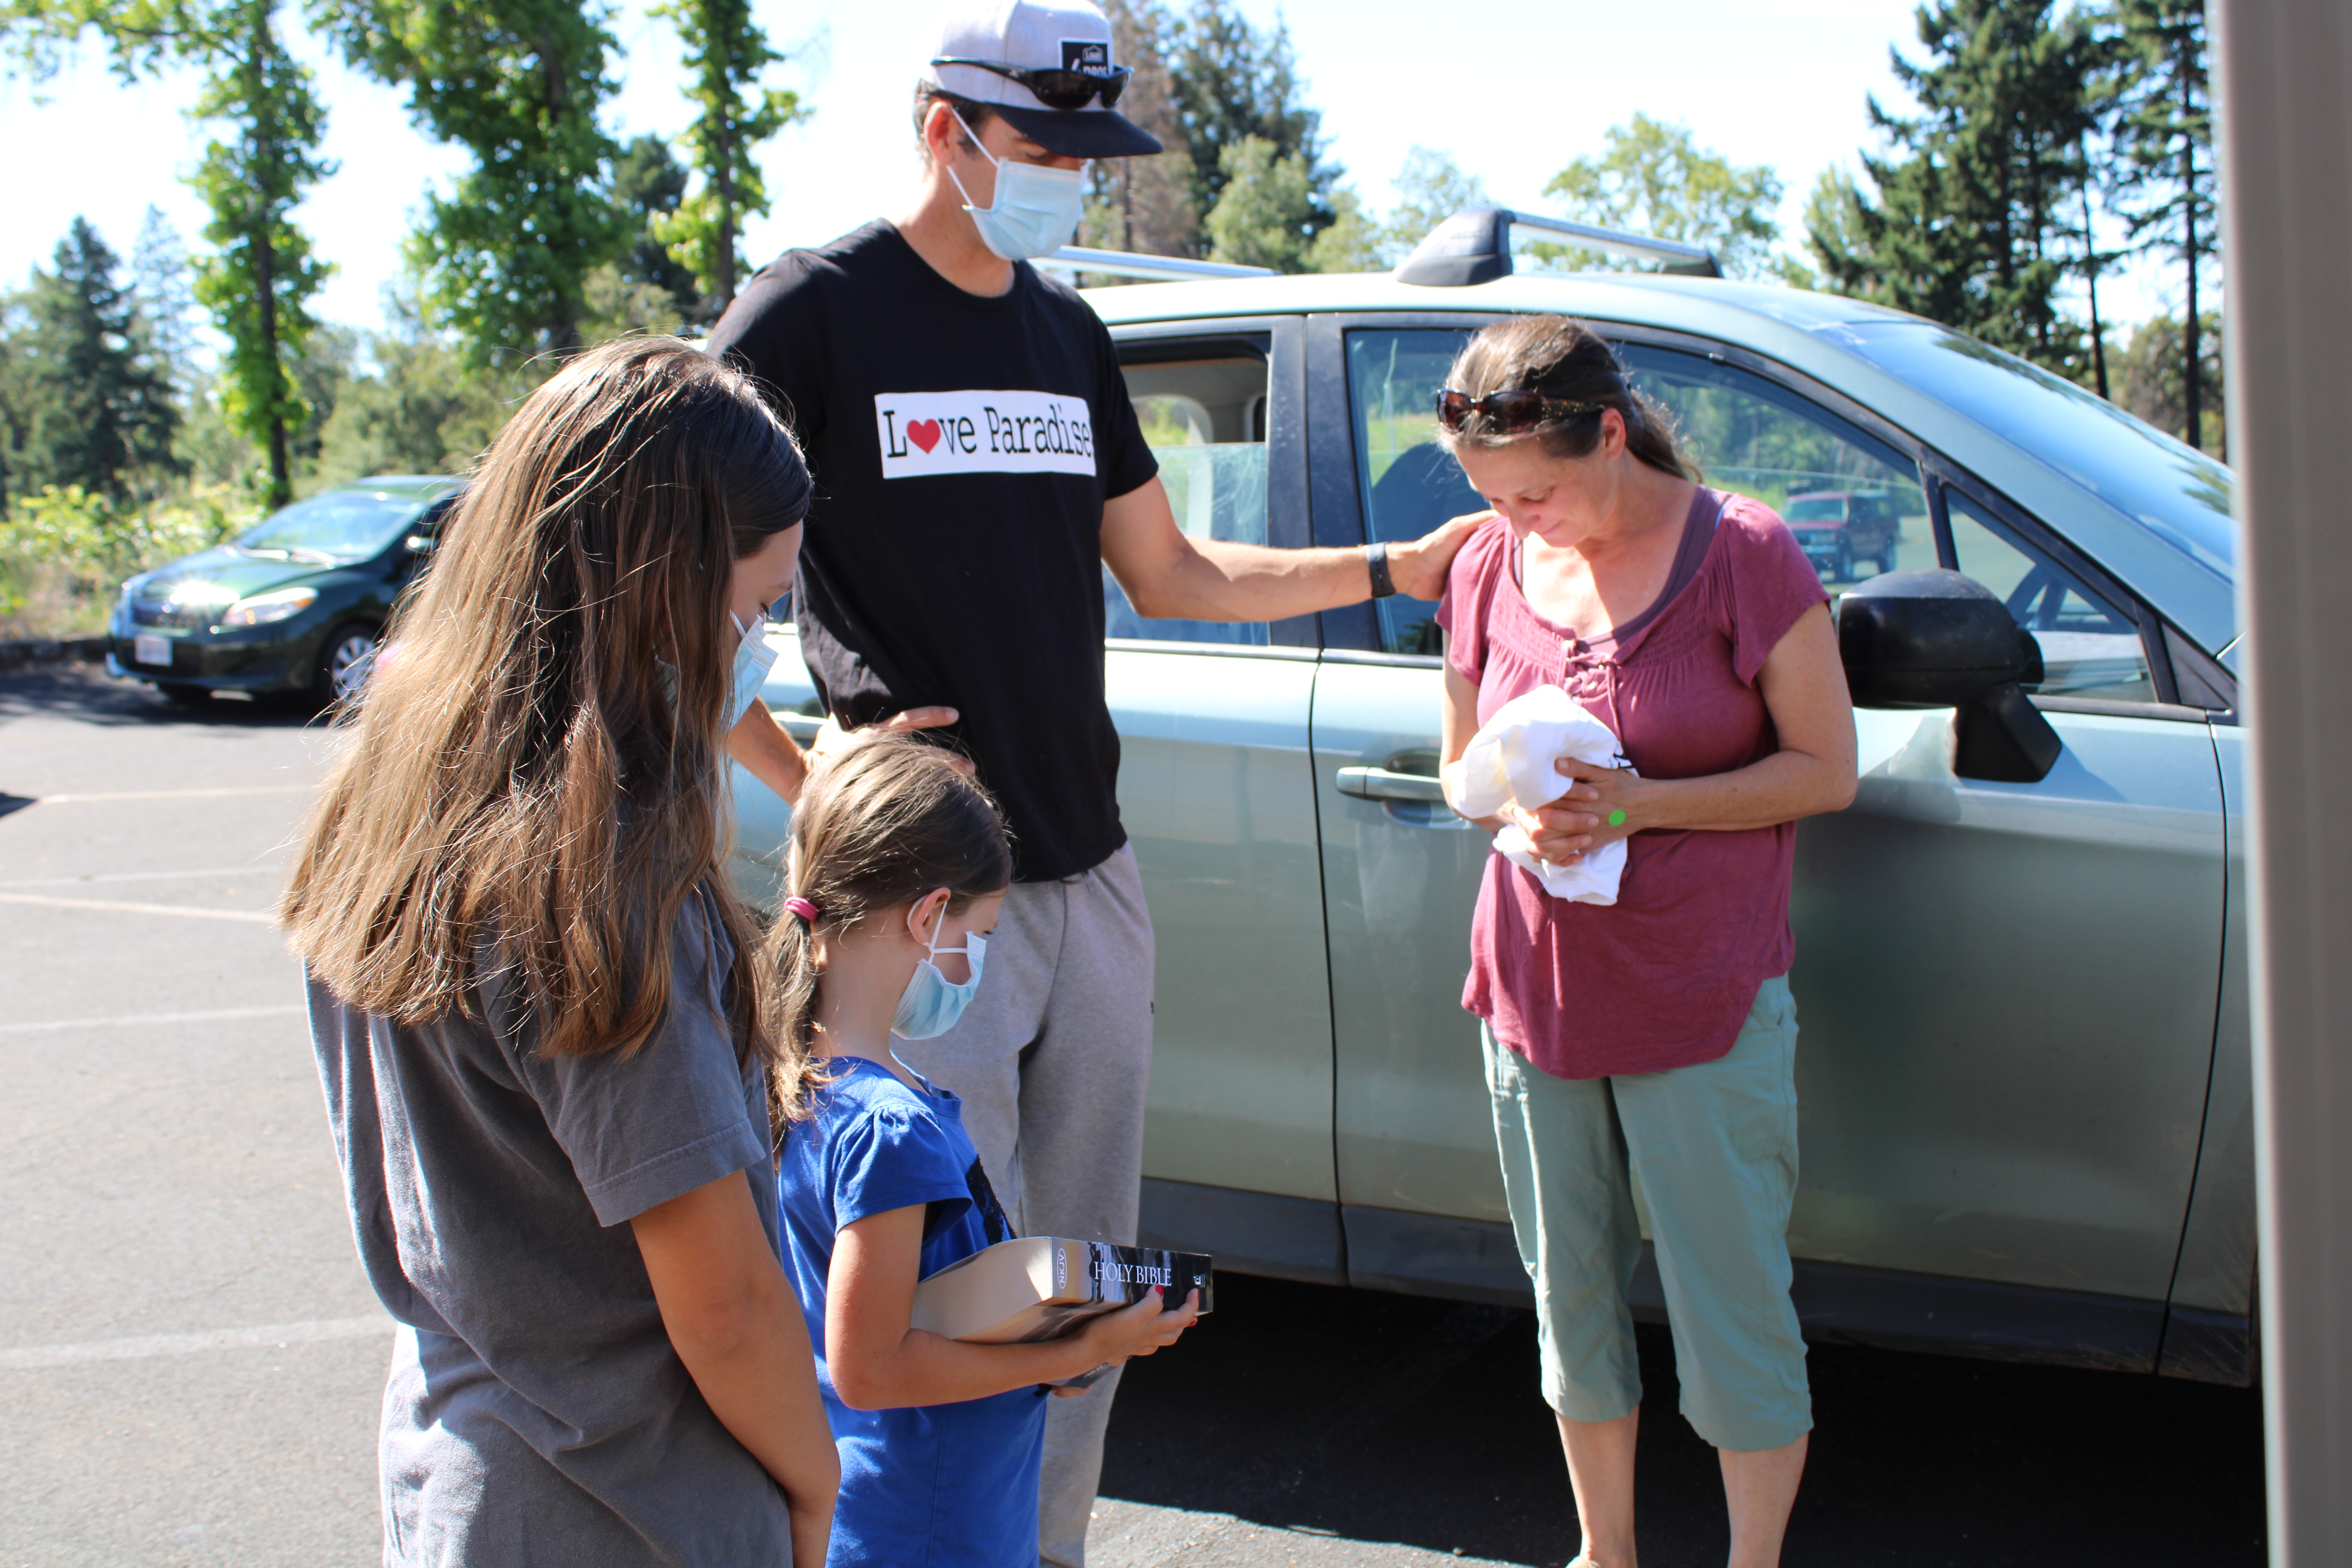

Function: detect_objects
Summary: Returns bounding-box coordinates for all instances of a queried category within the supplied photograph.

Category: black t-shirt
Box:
[710,221,1158,882]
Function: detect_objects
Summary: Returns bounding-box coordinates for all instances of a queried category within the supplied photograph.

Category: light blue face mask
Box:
[944,109,1087,262]
[729,606,777,727]
[891,908,988,1040]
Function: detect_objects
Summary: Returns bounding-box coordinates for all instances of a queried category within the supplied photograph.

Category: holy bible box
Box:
[911,1238,1214,1346]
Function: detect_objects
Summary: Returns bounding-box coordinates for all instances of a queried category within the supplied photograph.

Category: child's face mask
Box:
[891,904,988,1040]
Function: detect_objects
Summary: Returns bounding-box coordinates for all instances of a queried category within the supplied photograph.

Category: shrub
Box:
[0,482,259,639]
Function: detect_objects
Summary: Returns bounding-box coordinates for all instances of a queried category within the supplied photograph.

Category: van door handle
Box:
[1336,766,1446,803]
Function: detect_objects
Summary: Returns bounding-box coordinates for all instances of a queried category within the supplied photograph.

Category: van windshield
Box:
[1834,322,2235,582]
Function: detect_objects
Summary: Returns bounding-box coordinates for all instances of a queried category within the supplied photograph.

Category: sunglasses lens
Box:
[1030,73,1097,109]
[1025,65,1129,110]
[1485,391,1548,432]
[1435,391,1472,432]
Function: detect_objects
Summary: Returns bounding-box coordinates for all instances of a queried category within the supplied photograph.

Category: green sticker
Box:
[1607,809,1627,827]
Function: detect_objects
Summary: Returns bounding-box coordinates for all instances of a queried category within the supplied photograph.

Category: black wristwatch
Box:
[1367,541,1397,599]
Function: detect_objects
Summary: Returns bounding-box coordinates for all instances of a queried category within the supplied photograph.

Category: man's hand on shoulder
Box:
[1385,510,1494,603]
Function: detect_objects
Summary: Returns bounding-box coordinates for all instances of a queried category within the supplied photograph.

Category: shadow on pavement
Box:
[0,661,321,731]
[1102,1273,2265,1567]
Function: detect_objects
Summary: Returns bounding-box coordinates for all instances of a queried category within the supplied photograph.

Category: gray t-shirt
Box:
[308,887,792,1566]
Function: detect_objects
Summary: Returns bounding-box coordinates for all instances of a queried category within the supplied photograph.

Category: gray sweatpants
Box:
[890,842,1155,1568]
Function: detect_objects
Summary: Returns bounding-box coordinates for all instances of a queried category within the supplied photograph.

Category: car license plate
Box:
[134,633,171,668]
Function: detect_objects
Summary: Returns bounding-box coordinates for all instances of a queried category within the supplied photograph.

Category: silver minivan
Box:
[732,221,2250,1388]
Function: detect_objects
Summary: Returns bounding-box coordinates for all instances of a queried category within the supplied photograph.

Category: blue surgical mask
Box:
[730,607,777,727]
[944,109,1087,262]
[891,910,988,1040]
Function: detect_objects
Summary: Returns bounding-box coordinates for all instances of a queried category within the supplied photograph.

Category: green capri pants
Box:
[1481,974,1811,1452]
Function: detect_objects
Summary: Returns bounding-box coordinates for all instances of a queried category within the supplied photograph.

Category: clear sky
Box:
[0,0,2173,343]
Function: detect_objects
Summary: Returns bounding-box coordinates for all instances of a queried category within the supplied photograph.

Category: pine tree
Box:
[320,0,625,363]
[648,0,804,315]
[1811,0,2102,375]
[2109,0,2217,448]
[11,219,183,499]
[612,134,702,318]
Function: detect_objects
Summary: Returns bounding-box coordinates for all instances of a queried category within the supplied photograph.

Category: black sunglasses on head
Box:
[931,56,1131,111]
[1435,387,1605,436]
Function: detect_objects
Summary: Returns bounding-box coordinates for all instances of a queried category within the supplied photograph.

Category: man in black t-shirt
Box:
[710,5,1472,1561]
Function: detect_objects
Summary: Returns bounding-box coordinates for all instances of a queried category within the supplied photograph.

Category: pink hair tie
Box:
[783,897,821,922]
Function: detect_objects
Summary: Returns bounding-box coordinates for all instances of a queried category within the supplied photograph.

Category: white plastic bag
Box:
[1448,685,1633,906]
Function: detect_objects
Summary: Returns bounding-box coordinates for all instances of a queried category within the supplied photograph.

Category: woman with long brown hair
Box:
[1435,316,1857,1568]
[284,338,838,1565]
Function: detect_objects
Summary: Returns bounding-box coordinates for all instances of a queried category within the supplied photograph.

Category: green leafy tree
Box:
[188,0,333,504]
[1166,1,1336,236]
[647,0,804,314]
[2108,0,2216,447]
[2116,310,2223,454]
[1378,146,1487,265]
[3,0,333,506]
[612,134,701,318]
[1200,134,1372,274]
[1810,0,2103,374]
[1543,115,1786,280]
[5,219,183,501]
[309,287,508,483]
[321,0,625,363]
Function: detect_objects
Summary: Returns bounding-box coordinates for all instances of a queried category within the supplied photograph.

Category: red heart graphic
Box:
[906,419,942,454]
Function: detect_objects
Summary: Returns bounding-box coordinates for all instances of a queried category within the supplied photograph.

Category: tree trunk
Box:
[715,75,737,307]
[539,29,581,352]
[2080,141,2109,400]
[253,12,289,508]
[2179,47,2203,451]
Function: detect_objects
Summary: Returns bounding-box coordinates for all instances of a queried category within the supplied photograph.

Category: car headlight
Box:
[221,586,318,626]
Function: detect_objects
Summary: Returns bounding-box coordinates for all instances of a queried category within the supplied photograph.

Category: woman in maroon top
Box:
[1434,317,1856,1568]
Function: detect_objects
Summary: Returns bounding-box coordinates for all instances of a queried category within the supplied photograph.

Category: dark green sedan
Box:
[107,477,462,706]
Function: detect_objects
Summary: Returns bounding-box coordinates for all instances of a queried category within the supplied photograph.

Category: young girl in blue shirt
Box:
[762,735,1199,1568]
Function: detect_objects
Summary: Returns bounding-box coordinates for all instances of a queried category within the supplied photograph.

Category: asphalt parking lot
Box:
[0,661,2269,1567]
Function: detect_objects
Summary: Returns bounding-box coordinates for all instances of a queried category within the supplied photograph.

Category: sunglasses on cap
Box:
[1435,387,1606,436]
[931,56,1132,111]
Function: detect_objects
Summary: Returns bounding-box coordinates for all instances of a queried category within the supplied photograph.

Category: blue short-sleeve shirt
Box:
[775,1056,1044,1568]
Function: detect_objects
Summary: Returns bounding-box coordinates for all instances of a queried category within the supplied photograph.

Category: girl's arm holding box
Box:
[827,1203,1199,1410]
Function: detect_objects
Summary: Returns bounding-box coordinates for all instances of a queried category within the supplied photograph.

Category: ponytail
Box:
[758,734,1011,1127]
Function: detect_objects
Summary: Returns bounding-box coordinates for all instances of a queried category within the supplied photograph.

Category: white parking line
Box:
[0,1004,307,1036]
[0,1315,395,1371]
[27,785,310,804]
[0,892,275,924]
[0,866,283,889]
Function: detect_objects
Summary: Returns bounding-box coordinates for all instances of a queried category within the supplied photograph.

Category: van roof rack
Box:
[1042,245,1276,282]
[1394,206,1722,287]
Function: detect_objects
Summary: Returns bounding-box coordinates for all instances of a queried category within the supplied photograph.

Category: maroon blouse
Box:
[1436,490,1829,1080]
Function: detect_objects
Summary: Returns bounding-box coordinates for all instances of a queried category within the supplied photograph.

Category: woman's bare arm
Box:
[826,1205,1198,1412]
[633,1172,839,1566]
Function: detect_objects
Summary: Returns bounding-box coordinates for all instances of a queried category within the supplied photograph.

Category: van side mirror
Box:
[1838,569,2062,784]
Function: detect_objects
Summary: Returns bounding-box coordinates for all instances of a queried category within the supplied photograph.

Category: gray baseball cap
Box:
[923,0,1163,159]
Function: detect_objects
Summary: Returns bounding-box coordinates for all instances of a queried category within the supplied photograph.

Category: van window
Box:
[1105,355,1270,647]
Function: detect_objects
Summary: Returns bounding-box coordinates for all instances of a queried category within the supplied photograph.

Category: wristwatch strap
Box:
[1367,541,1397,599]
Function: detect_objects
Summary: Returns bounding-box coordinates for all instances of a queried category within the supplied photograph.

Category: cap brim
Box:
[991,103,1162,158]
